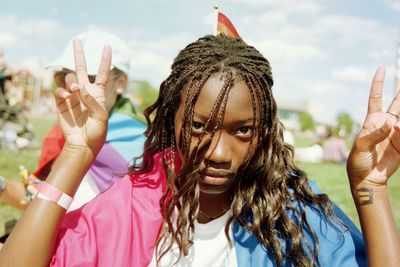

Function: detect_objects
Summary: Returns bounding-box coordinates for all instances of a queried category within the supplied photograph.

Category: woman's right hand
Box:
[54,40,111,152]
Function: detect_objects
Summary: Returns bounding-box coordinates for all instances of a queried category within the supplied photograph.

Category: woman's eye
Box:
[237,127,252,136]
[192,122,205,132]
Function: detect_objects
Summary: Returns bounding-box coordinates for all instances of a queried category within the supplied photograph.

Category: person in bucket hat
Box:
[0,31,146,211]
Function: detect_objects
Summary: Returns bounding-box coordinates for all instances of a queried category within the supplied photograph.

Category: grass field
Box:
[1,118,399,232]
[0,117,56,222]
[299,161,400,231]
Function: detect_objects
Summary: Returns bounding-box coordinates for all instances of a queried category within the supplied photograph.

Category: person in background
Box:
[0,31,146,210]
[1,34,399,267]
[322,127,348,163]
[0,48,13,105]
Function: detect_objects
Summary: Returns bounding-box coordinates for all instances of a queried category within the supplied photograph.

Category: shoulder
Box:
[295,180,367,266]
[233,180,367,266]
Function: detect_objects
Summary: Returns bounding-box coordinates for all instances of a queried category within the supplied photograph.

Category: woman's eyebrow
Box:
[193,112,208,121]
[194,112,254,123]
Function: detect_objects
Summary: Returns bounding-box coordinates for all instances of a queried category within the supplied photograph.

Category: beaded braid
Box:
[130,34,341,267]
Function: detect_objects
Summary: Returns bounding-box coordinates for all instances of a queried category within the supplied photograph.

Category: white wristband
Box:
[35,182,73,210]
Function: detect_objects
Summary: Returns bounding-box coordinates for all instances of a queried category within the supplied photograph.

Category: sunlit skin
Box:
[1,37,399,266]
[174,73,259,222]
[54,71,126,112]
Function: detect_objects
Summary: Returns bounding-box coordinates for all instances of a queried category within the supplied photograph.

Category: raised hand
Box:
[54,40,111,152]
[347,67,400,187]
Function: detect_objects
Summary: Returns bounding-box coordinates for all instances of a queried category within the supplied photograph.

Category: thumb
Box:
[79,85,107,122]
[355,119,392,150]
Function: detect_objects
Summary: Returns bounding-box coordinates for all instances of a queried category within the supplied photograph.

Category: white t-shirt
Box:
[148,211,238,267]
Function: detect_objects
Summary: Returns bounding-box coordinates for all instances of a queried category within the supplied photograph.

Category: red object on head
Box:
[216,12,240,38]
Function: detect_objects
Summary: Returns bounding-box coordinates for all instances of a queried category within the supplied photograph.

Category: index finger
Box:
[73,39,90,84]
[95,45,112,88]
[367,67,385,114]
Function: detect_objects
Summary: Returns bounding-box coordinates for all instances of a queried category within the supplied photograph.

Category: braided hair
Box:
[130,34,340,266]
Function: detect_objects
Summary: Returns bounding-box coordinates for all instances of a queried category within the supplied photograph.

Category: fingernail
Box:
[70,83,79,91]
[62,92,70,98]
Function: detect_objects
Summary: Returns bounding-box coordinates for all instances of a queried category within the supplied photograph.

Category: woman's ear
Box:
[119,74,128,88]
[116,74,128,94]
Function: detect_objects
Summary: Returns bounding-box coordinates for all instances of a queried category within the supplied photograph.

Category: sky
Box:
[1,0,399,124]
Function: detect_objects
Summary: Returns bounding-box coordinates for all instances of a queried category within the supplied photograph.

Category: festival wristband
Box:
[35,182,73,210]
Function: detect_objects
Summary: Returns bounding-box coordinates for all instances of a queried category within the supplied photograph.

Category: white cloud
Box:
[230,0,325,14]
[255,39,327,63]
[0,33,17,46]
[0,15,62,49]
[385,0,400,12]
[240,11,288,26]
[127,33,194,87]
[230,0,270,6]
[20,19,59,36]
[332,66,370,83]
[314,14,397,52]
[306,81,351,94]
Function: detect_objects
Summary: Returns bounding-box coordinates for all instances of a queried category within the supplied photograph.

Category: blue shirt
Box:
[232,181,366,266]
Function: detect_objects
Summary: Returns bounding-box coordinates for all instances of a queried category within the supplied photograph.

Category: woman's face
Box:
[174,73,259,195]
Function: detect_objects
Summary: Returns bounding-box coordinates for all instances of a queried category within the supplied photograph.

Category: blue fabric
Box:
[106,112,147,162]
[233,181,367,266]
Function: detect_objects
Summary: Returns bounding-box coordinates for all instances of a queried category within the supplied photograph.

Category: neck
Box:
[198,190,233,223]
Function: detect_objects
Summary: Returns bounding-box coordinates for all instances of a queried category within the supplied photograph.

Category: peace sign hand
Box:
[54,39,111,153]
[347,67,400,188]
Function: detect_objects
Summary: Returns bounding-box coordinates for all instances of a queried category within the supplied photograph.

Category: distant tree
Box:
[298,111,315,132]
[128,80,158,115]
[336,112,353,135]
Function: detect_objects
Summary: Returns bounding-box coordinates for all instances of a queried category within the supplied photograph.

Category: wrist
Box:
[349,178,388,190]
[45,144,99,197]
[350,180,388,206]
[62,143,98,161]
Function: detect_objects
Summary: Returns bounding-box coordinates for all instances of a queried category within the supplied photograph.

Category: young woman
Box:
[0,35,399,267]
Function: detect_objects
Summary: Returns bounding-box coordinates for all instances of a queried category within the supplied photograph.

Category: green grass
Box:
[299,161,400,231]
[294,134,316,148]
[0,117,56,222]
[0,117,56,179]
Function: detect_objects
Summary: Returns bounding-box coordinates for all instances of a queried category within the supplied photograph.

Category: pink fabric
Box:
[50,153,168,267]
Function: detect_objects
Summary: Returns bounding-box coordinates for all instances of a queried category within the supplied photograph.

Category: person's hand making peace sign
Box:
[347,67,400,189]
[346,67,400,266]
[54,40,111,153]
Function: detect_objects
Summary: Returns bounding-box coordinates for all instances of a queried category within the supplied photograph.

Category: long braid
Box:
[130,34,341,267]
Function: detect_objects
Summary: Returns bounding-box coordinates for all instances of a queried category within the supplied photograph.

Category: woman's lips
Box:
[199,174,230,185]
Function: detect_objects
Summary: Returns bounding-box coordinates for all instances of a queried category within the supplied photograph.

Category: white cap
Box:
[47,30,131,76]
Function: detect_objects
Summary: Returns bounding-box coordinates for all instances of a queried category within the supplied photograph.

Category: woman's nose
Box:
[204,132,232,169]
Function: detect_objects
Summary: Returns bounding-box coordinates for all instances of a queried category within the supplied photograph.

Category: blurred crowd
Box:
[287,125,349,164]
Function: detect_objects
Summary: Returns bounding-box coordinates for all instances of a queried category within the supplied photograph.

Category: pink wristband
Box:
[36,182,73,210]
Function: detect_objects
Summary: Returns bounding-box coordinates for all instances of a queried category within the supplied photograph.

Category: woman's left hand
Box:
[347,67,400,187]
